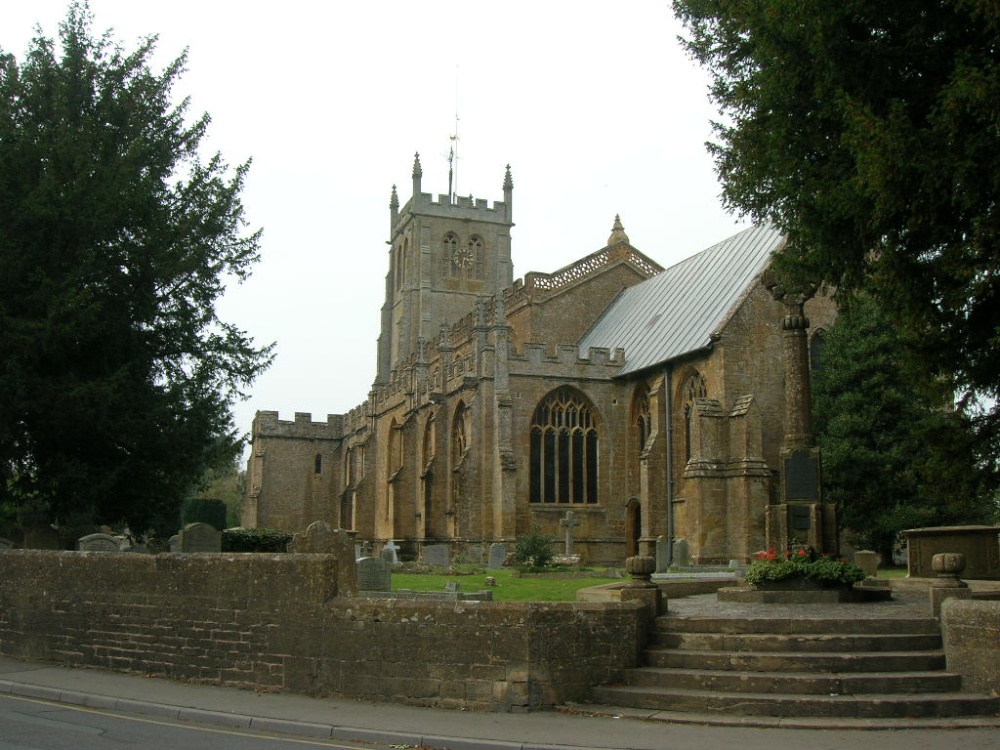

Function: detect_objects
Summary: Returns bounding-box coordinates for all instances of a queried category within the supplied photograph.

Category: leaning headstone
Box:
[0,538,14,550]
[179,522,221,553]
[356,556,392,592]
[24,525,61,550]
[380,540,400,564]
[488,542,506,570]
[422,544,449,567]
[77,533,124,552]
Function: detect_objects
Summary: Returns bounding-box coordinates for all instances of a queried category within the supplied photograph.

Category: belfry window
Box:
[529,387,599,504]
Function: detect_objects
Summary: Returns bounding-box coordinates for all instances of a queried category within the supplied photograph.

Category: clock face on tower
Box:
[452,246,475,269]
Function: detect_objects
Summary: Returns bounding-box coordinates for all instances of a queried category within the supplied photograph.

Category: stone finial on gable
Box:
[390,184,399,212]
[503,164,513,192]
[412,152,423,178]
[608,214,629,245]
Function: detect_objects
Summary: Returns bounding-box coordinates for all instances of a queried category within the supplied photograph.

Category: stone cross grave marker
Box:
[77,533,124,552]
[380,540,400,564]
[560,510,581,556]
[356,556,392,591]
[179,522,221,553]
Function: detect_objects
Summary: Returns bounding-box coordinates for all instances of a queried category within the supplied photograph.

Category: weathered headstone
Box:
[673,538,690,567]
[465,545,485,565]
[23,525,61,550]
[655,536,669,572]
[488,542,507,570]
[380,540,400,564]
[289,520,334,553]
[77,533,124,552]
[422,544,449,567]
[356,556,392,592]
[179,522,221,553]
[854,550,879,577]
[0,537,14,550]
[560,510,581,556]
[168,535,180,553]
[444,581,460,592]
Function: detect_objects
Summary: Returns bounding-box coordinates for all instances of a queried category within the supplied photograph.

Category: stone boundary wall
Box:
[0,551,647,711]
[941,598,1000,695]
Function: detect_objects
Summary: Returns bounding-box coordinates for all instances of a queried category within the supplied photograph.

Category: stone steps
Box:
[587,613,1000,722]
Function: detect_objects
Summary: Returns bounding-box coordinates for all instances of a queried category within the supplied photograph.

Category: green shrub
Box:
[743,547,867,589]
[181,497,227,531]
[221,528,292,552]
[513,527,556,569]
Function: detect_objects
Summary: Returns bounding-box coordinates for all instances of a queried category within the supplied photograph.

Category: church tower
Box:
[376,154,514,384]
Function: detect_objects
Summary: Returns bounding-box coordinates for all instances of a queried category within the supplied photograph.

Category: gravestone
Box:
[77,533,124,552]
[289,520,334,553]
[465,545,485,565]
[422,544,449,567]
[356,557,392,592]
[673,538,690,567]
[24,525,61,550]
[560,510,581,556]
[444,581,460,592]
[179,522,221,553]
[655,536,669,572]
[380,540,400,564]
[168,535,180,553]
[854,550,879,577]
[0,538,13,550]
[488,542,507,569]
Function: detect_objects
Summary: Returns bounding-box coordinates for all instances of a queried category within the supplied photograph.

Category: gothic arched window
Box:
[443,233,459,278]
[529,387,600,504]
[468,236,483,280]
[452,402,469,466]
[632,387,650,460]
[682,372,707,463]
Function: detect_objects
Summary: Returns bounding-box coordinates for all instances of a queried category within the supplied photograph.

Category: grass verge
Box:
[391,567,621,602]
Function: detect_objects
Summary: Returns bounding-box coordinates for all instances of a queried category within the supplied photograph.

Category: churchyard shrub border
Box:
[743,547,867,589]
[513,527,556,569]
[221,528,292,552]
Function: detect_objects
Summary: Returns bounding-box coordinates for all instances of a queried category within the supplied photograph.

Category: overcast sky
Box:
[3,1,749,454]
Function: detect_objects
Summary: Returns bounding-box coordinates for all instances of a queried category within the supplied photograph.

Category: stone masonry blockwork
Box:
[0,550,648,711]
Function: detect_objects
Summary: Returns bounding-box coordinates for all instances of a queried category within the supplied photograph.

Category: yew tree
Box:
[0,3,273,535]
[673,1,1000,440]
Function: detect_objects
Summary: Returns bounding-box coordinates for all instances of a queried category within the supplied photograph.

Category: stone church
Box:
[242,155,837,565]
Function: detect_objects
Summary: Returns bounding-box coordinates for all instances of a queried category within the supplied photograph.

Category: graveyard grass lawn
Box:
[391,567,620,602]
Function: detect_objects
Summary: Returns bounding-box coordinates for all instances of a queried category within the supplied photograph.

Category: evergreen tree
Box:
[673,1,1000,442]
[0,3,273,535]
[813,294,996,560]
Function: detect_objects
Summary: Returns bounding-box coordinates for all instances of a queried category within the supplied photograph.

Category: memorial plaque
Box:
[784,450,819,501]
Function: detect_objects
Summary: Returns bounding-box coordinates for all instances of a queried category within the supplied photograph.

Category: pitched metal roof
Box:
[578,224,784,376]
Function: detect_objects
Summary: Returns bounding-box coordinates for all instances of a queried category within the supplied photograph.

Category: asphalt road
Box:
[0,694,384,750]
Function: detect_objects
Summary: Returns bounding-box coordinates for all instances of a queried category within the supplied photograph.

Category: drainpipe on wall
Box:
[664,364,674,569]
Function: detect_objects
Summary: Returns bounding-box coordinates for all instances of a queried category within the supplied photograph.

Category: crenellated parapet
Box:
[394,193,511,236]
[508,343,625,375]
[252,411,344,440]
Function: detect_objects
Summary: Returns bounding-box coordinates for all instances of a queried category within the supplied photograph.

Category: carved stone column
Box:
[764,278,836,553]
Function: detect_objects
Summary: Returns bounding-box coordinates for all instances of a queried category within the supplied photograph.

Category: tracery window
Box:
[529,387,599,504]
[682,372,707,463]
